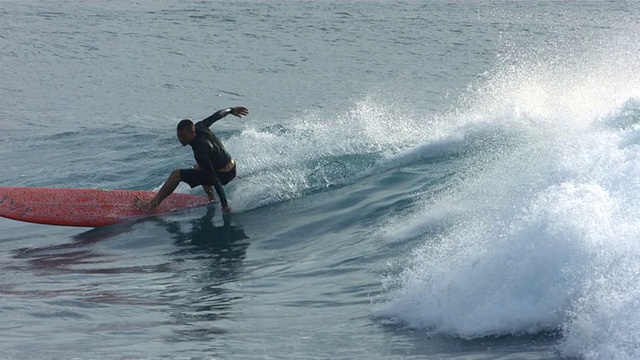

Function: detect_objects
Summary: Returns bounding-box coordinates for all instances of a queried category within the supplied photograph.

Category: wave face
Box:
[374,29,640,359]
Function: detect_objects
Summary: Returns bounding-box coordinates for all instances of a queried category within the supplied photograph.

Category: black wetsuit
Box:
[180,108,236,207]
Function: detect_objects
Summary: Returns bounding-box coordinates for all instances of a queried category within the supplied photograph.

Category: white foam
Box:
[375,33,640,359]
[225,95,436,211]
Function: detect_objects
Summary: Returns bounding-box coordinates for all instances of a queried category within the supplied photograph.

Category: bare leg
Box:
[135,170,181,212]
[202,185,218,203]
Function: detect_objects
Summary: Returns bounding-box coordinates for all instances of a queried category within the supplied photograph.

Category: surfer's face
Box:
[177,128,195,146]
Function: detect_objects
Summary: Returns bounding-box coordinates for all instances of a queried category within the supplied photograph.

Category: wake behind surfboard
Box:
[0,187,211,227]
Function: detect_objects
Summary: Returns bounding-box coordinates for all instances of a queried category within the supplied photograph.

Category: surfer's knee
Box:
[170,169,182,181]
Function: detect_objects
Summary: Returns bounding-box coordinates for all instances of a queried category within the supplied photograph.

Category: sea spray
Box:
[375,31,640,359]
[227,95,433,211]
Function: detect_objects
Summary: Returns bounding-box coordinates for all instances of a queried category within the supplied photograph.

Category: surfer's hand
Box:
[222,206,232,214]
[230,107,249,118]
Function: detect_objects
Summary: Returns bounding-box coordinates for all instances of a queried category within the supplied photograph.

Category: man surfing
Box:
[135,106,249,214]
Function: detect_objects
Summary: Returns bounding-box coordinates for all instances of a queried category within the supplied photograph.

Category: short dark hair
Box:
[177,119,194,132]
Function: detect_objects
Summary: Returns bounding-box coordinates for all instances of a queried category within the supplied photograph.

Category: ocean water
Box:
[1,1,640,359]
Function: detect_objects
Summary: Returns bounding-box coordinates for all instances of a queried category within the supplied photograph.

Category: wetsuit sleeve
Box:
[201,108,234,128]
[193,150,229,208]
[211,179,228,208]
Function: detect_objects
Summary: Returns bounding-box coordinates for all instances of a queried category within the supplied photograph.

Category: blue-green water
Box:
[2,1,640,359]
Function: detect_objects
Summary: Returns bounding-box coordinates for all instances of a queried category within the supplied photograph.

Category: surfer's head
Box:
[177,119,196,146]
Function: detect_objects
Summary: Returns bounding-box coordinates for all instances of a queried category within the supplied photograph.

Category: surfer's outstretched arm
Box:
[201,106,249,127]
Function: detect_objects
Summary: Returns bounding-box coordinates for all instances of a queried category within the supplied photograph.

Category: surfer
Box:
[135,106,249,214]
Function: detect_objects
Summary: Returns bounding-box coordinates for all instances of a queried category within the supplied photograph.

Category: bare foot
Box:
[134,196,154,213]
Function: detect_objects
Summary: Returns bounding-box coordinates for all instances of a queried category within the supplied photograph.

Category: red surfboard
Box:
[0,187,211,227]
